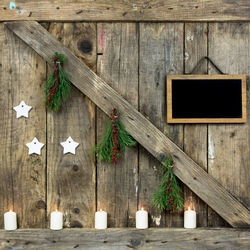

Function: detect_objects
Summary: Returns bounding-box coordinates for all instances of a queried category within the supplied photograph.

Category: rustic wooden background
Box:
[0,21,249,229]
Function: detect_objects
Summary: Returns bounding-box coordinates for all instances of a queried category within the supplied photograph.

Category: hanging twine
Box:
[186,56,225,75]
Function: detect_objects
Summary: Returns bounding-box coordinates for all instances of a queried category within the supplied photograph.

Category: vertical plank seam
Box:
[10,28,15,213]
[115,22,122,225]
[183,23,186,75]
[183,22,186,152]
[47,22,53,226]
[45,22,51,227]
[126,26,130,227]
[95,22,98,213]
[163,24,167,226]
[137,22,140,212]
[183,22,187,228]
[206,21,210,227]
[45,60,48,227]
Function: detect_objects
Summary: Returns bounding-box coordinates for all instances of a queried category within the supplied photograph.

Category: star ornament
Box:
[26,137,44,155]
[60,136,79,155]
[13,101,32,118]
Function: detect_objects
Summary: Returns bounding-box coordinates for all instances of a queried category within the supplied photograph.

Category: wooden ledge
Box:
[0,228,250,249]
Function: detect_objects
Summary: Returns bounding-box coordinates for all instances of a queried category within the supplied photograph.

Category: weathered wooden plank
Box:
[5,21,250,227]
[139,23,184,227]
[46,23,96,228]
[0,0,250,21]
[1,228,250,250]
[208,22,250,227]
[0,23,13,229]
[96,23,138,227]
[184,23,208,227]
[0,23,46,227]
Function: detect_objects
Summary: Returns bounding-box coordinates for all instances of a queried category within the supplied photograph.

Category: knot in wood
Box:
[36,200,46,209]
[78,40,92,54]
[72,165,79,172]
[73,208,80,214]
[157,152,166,162]
[128,238,141,248]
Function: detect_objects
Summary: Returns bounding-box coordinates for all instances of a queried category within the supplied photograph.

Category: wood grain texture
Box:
[5,21,250,228]
[208,22,250,227]
[0,228,250,250]
[0,23,46,228]
[0,0,250,21]
[0,23,13,229]
[47,23,96,228]
[167,74,247,123]
[183,23,208,227]
[139,23,184,227]
[96,23,138,227]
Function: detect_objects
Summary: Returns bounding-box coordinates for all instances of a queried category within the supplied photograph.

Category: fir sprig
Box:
[45,52,71,111]
[152,157,183,212]
[95,109,136,164]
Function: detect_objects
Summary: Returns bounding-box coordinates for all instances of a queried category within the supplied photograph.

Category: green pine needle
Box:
[44,53,71,111]
[152,157,184,212]
[94,112,136,163]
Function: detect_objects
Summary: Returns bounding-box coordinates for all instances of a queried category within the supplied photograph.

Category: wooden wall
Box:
[0,21,249,228]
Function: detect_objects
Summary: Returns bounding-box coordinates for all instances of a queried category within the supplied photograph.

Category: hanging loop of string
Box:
[186,56,225,75]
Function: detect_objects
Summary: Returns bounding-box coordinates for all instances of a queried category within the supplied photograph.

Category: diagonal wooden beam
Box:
[5,21,250,228]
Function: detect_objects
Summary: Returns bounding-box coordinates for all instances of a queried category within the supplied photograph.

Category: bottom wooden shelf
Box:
[0,228,249,249]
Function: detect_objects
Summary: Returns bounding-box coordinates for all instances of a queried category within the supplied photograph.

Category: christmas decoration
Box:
[13,101,32,118]
[26,137,44,155]
[95,108,136,164]
[152,157,183,212]
[45,53,71,111]
[60,136,79,155]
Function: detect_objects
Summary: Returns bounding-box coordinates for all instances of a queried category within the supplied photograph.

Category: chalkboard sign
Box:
[167,75,246,123]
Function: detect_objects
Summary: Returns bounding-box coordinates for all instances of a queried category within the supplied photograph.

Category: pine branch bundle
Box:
[45,53,71,111]
[152,157,183,212]
[95,108,136,164]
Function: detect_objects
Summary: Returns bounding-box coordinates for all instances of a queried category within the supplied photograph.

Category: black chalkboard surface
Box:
[167,75,246,123]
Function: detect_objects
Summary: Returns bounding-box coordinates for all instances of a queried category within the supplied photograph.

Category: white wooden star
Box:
[60,136,79,155]
[26,137,44,155]
[13,101,32,118]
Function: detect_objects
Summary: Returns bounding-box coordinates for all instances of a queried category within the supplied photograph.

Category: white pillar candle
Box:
[136,208,148,229]
[184,207,196,229]
[50,209,63,230]
[4,210,17,230]
[95,209,107,229]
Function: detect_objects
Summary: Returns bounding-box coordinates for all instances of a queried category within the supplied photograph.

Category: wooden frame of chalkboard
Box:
[167,75,247,123]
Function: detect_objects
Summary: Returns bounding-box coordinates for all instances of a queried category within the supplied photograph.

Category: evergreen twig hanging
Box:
[95,108,136,164]
[45,52,71,111]
[152,157,183,212]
